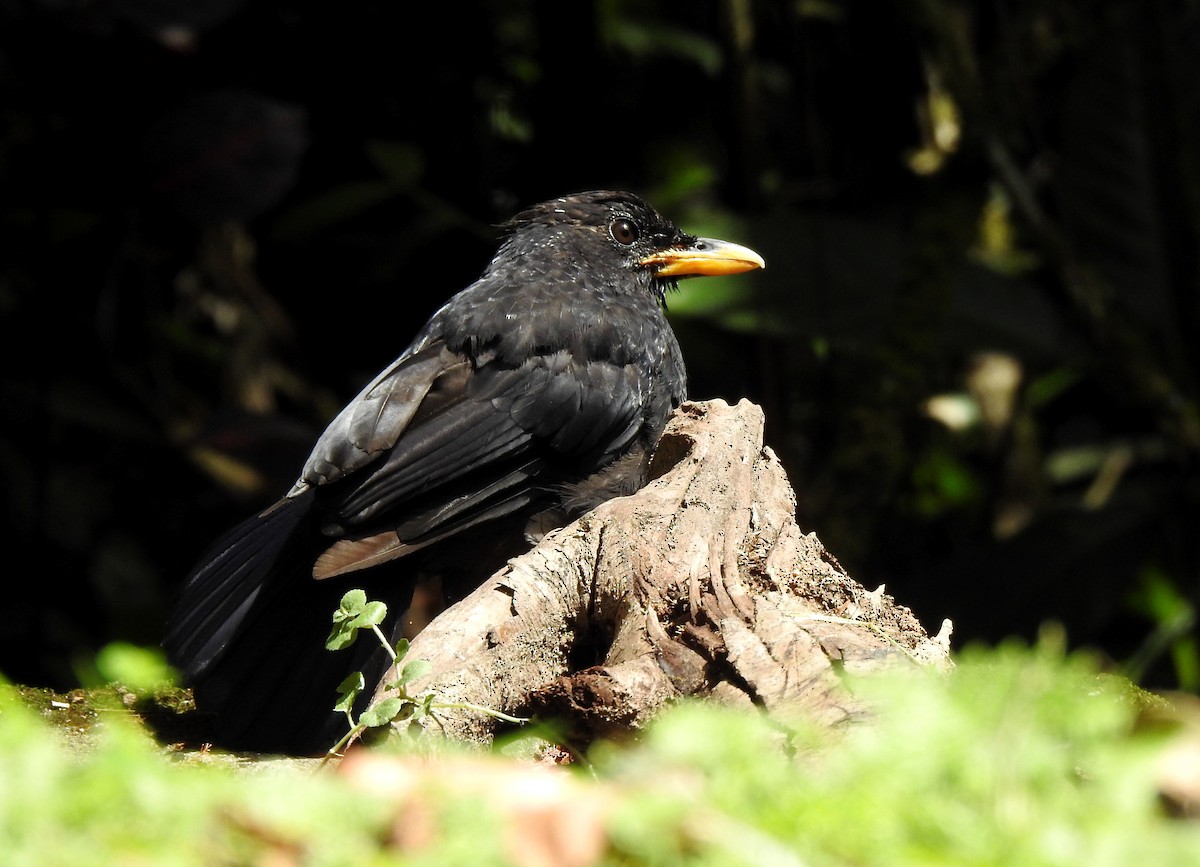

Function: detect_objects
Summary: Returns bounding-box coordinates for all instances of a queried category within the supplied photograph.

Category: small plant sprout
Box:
[323,589,528,760]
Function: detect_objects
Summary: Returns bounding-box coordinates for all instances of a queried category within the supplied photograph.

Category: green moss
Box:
[3,639,1199,865]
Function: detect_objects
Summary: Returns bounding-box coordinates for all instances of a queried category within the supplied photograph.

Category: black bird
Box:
[164,190,765,753]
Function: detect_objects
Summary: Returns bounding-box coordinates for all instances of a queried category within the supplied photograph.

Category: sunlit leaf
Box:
[333,672,364,713]
[359,697,404,728]
[395,658,432,688]
[94,643,176,691]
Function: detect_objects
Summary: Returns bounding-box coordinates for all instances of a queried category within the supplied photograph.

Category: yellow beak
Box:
[639,237,766,278]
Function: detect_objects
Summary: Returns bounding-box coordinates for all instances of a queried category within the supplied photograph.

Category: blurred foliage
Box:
[597,637,1200,864]
[3,640,1200,863]
[1,0,1199,699]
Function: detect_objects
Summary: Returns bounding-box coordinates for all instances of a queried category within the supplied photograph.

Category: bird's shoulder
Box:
[293,293,670,496]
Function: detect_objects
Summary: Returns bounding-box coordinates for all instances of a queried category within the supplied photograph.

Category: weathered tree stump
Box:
[369,399,952,745]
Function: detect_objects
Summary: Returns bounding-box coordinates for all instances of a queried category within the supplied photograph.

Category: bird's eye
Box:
[610,218,640,246]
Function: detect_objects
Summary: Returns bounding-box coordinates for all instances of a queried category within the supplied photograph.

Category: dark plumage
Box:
[164,190,764,753]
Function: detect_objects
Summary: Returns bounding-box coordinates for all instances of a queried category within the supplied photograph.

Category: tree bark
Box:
[369,399,952,745]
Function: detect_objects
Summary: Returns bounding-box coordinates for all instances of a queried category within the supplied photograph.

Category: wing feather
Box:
[298,344,650,555]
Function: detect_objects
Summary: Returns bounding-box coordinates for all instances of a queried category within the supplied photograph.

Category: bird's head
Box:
[496,190,765,305]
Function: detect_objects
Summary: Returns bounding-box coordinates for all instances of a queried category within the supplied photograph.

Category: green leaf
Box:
[364,139,424,186]
[601,18,722,76]
[395,658,432,688]
[327,590,381,650]
[1128,567,1193,622]
[359,697,405,728]
[94,643,176,691]
[348,600,387,631]
[333,672,364,714]
[394,638,410,663]
[335,590,367,621]
[326,621,359,651]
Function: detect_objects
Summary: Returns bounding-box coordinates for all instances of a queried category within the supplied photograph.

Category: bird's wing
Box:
[297,341,461,488]
[303,341,647,578]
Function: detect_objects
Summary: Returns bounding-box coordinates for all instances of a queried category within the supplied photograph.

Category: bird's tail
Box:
[164,492,408,754]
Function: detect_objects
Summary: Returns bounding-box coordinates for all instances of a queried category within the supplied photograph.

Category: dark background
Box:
[3,0,1198,693]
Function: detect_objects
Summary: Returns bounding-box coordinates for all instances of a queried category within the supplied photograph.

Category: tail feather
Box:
[166,494,314,677]
[165,492,413,754]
